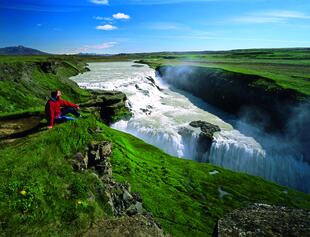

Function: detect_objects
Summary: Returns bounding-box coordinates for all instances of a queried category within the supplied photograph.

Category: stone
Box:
[99,141,112,158]
[216,203,310,237]
[73,152,87,170]
[132,192,142,202]
[135,202,143,214]
[123,190,133,202]
[126,202,144,216]
[79,90,131,125]
[126,204,138,216]
[87,141,112,168]
[189,120,221,162]
[189,120,220,140]
[145,76,163,91]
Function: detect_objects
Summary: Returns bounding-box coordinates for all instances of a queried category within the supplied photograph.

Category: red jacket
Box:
[45,98,78,127]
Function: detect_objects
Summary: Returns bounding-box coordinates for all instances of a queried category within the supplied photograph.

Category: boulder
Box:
[87,141,112,167]
[80,90,132,124]
[216,203,310,237]
[189,120,221,140]
[189,120,221,162]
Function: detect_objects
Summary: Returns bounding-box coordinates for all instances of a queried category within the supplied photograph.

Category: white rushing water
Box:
[71,62,310,193]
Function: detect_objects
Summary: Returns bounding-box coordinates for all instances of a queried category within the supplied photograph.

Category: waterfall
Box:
[71,61,310,193]
[208,131,310,192]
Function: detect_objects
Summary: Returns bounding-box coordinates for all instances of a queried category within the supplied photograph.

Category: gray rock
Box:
[123,190,133,202]
[79,90,132,124]
[135,202,143,214]
[126,202,144,216]
[189,120,221,162]
[73,152,88,170]
[216,203,310,237]
[189,120,220,140]
[126,204,137,216]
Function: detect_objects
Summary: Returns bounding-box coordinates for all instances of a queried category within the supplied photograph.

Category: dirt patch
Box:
[0,116,43,141]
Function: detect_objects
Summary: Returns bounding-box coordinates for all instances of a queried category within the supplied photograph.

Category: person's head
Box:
[51,90,62,100]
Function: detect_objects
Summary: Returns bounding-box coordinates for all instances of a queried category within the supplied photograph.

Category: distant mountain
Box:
[0,45,49,55]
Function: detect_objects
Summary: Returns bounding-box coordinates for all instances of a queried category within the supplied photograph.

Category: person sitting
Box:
[45,90,81,129]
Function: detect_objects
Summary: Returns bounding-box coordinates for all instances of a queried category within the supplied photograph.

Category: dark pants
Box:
[54,107,80,124]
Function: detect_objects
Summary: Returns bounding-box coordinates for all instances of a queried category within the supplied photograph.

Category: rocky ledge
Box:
[73,138,167,237]
[216,203,310,237]
[190,120,221,140]
[189,120,221,161]
[80,90,132,125]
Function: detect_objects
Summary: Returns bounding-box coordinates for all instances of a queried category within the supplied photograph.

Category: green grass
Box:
[0,57,91,114]
[0,118,109,236]
[96,122,310,237]
[1,52,310,236]
[135,49,310,97]
[1,118,309,236]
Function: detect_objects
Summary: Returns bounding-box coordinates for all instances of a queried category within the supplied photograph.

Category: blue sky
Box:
[1,0,310,53]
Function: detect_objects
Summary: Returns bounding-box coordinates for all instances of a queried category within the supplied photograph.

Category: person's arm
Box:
[60,99,79,108]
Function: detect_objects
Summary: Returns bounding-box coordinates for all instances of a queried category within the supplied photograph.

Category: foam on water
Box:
[71,62,310,192]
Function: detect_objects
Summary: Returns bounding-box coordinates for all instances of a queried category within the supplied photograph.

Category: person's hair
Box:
[51,90,59,99]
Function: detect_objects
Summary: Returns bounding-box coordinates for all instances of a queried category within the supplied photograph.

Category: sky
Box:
[1,0,310,54]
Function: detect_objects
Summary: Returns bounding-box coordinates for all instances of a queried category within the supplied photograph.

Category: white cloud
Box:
[112,12,130,20]
[104,17,113,21]
[66,42,117,54]
[36,23,42,27]
[80,42,117,51]
[231,10,310,24]
[90,0,109,5]
[93,16,104,20]
[96,24,118,30]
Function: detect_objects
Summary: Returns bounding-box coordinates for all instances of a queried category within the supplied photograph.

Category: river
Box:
[71,61,310,193]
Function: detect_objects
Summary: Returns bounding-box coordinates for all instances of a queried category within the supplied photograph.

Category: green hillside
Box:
[0,55,309,237]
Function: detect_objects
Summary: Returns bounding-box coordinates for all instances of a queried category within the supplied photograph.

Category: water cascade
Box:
[71,62,310,193]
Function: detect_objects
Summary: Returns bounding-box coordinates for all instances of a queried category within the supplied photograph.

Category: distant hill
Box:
[0,45,49,55]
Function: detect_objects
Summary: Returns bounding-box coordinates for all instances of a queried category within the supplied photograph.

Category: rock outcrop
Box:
[216,203,310,237]
[80,90,132,125]
[73,139,166,236]
[189,120,221,162]
[190,120,221,140]
[145,76,163,91]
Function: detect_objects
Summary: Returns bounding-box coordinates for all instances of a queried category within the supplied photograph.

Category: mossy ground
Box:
[135,49,310,97]
[0,117,309,236]
[0,56,90,114]
[0,118,107,236]
[97,122,310,236]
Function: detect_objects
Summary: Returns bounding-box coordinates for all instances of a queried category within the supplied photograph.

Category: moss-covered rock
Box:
[80,90,132,125]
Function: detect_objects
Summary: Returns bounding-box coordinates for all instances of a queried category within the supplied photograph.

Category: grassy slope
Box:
[0,118,309,237]
[1,54,310,236]
[98,122,310,237]
[135,49,310,97]
[0,55,90,114]
[0,119,107,236]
